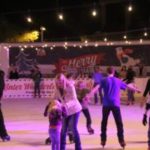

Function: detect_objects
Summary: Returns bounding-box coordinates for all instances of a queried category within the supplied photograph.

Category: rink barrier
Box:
[3,77,149,99]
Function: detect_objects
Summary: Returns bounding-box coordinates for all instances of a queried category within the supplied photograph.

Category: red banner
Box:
[57,53,104,74]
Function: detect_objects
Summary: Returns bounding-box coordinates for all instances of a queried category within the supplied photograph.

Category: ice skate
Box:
[2,135,11,142]
[45,137,51,145]
[87,126,94,135]
[119,140,126,149]
[101,140,106,148]
[68,133,74,144]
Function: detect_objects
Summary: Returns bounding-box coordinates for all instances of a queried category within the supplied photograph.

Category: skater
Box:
[124,66,136,105]
[97,67,140,148]
[55,73,82,150]
[31,66,42,98]
[141,78,150,150]
[76,81,95,134]
[45,99,66,150]
[44,101,74,145]
[0,69,11,142]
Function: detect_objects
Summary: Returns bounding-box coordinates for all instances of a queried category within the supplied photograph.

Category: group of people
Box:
[1,66,150,150]
[92,65,137,106]
[44,66,142,150]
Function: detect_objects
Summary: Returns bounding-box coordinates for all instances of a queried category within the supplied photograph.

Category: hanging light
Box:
[140,39,143,43]
[123,35,127,39]
[104,38,107,42]
[26,16,33,23]
[94,43,98,47]
[40,26,46,31]
[128,4,133,12]
[84,40,88,44]
[58,13,64,20]
[92,9,97,17]
[144,32,148,37]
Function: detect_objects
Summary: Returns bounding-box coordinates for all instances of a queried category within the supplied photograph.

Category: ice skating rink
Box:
[0,98,148,150]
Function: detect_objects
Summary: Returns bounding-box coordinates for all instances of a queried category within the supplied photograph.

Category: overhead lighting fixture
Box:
[144,32,148,37]
[140,39,143,43]
[58,13,64,20]
[104,38,107,42]
[92,9,97,17]
[128,4,133,12]
[26,16,33,23]
[123,35,127,39]
[40,26,46,31]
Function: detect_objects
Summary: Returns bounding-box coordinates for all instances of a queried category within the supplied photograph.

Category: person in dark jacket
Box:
[0,69,10,142]
[9,66,19,79]
[124,65,136,105]
[31,67,42,98]
[141,78,150,150]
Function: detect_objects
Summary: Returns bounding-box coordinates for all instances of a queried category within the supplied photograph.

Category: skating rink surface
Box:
[0,98,148,150]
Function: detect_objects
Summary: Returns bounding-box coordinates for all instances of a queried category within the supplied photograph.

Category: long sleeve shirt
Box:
[143,79,150,104]
[143,79,150,97]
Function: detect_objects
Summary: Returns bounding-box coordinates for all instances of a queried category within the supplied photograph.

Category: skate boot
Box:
[45,137,51,145]
[87,126,94,134]
[101,140,106,148]
[119,140,126,149]
[68,133,74,144]
[2,135,11,142]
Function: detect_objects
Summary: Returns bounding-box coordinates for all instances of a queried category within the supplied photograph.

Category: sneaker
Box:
[2,135,11,142]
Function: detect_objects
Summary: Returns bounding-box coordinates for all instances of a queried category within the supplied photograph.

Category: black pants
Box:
[148,117,150,147]
[101,106,124,142]
[0,105,8,138]
[34,82,41,97]
[82,108,92,128]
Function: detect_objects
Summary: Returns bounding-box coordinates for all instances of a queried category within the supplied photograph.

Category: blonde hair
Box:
[48,100,62,112]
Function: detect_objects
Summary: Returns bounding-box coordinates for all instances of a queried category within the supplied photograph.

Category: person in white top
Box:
[54,73,82,150]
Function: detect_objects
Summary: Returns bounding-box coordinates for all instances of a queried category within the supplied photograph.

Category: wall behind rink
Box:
[3,77,149,99]
[8,43,150,76]
[3,78,94,99]
[0,42,150,77]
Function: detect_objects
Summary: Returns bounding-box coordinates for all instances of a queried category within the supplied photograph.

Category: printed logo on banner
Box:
[57,53,105,74]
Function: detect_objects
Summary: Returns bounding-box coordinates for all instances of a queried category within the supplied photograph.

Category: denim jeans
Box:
[127,89,135,102]
[94,83,103,104]
[49,128,61,150]
[82,108,92,128]
[61,112,82,150]
[101,106,124,142]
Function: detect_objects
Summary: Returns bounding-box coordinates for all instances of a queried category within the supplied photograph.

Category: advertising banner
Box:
[3,78,94,99]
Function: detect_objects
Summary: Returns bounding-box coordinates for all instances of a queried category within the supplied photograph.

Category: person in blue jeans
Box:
[47,100,66,150]
[97,66,140,149]
[55,73,82,150]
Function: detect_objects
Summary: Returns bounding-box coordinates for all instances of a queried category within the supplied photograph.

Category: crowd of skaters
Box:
[0,65,150,150]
